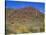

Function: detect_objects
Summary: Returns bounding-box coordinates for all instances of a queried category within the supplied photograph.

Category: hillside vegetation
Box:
[6,7,44,34]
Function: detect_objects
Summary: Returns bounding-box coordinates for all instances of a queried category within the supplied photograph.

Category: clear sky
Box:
[5,1,45,14]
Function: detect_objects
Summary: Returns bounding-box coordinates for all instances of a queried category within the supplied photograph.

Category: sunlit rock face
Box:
[6,7,44,34]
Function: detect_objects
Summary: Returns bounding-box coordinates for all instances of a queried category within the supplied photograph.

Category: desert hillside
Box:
[6,7,44,34]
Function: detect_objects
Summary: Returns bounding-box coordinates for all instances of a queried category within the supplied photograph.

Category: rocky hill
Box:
[6,7,44,34]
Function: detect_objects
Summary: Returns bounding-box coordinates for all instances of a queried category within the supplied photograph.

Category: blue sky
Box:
[6,1,45,14]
